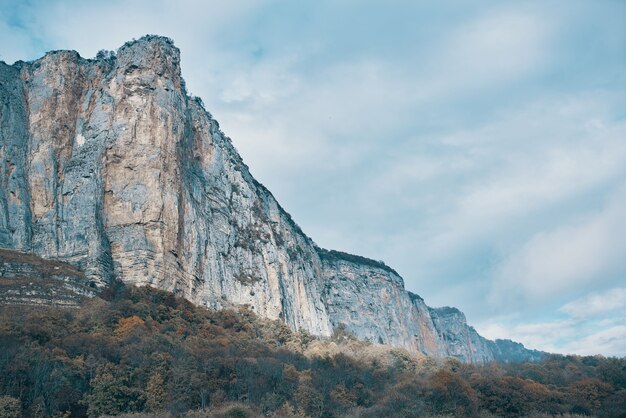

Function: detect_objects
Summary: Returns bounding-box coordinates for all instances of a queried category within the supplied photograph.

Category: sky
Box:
[1,0,625,357]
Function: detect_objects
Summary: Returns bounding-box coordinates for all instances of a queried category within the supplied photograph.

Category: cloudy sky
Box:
[1,0,625,356]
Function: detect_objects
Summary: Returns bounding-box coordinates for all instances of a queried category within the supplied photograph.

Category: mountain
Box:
[0,35,542,363]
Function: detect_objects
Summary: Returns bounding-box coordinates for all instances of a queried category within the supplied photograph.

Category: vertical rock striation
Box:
[0,36,541,362]
[318,249,502,363]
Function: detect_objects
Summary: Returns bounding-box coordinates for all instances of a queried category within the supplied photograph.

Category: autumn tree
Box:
[428,369,479,416]
[84,364,145,417]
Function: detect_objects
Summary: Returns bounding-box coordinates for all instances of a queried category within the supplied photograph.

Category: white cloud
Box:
[477,316,626,357]
[478,319,580,353]
[478,287,626,356]
[427,6,552,95]
[374,93,626,267]
[490,188,626,304]
[26,0,268,57]
[560,288,626,318]
[563,325,626,357]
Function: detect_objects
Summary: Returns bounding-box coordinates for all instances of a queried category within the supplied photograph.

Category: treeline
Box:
[0,284,624,418]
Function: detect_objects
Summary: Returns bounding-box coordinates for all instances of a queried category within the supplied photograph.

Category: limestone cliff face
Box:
[0,37,331,336]
[428,307,495,363]
[0,36,541,362]
[318,249,446,357]
[318,249,501,363]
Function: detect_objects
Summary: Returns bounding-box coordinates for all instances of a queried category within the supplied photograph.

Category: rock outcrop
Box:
[0,248,96,306]
[318,249,508,363]
[0,35,542,362]
[488,338,545,363]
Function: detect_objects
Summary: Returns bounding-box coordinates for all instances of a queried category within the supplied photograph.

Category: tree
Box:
[568,378,613,413]
[428,369,478,417]
[294,371,323,417]
[115,316,146,338]
[146,372,167,412]
[84,364,145,417]
[0,396,21,418]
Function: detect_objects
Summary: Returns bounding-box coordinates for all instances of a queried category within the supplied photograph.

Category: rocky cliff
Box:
[0,248,96,306]
[0,35,541,363]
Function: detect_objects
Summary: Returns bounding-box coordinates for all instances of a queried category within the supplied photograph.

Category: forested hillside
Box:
[0,284,624,418]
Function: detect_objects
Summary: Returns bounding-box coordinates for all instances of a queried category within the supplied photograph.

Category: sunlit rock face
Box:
[0,36,541,362]
[318,249,447,357]
[428,307,496,363]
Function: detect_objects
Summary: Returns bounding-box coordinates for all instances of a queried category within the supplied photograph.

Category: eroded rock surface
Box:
[0,36,541,362]
[0,248,96,306]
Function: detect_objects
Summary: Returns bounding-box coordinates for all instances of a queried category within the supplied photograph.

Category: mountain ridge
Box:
[0,34,542,363]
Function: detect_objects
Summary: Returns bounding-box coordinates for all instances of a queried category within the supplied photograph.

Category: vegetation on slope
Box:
[0,284,624,418]
[315,247,399,276]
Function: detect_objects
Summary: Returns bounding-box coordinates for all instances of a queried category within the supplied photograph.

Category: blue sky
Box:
[1,0,625,356]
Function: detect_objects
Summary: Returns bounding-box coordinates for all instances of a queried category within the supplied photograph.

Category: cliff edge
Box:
[0,35,542,363]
